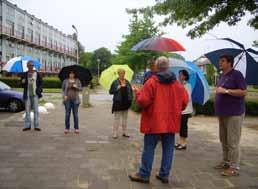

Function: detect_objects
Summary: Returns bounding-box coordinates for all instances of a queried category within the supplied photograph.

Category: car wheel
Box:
[8,99,23,112]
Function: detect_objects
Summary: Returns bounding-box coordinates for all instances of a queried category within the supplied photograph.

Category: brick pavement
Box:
[0,91,257,189]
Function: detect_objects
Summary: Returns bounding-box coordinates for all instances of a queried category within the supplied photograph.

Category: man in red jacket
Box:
[129,56,188,184]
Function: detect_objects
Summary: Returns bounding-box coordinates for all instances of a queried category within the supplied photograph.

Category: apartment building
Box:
[0,0,78,73]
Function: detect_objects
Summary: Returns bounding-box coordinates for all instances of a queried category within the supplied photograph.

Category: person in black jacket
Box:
[109,68,133,139]
[21,61,43,131]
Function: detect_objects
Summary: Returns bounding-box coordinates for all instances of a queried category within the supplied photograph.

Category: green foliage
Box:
[130,95,142,112]
[43,77,62,88]
[0,77,21,88]
[131,98,258,116]
[140,0,257,38]
[206,64,215,85]
[194,99,258,116]
[92,47,112,72]
[80,52,93,68]
[114,9,163,72]
[0,77,61,88]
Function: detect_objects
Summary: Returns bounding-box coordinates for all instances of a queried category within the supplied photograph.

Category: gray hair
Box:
[156,56,169,71]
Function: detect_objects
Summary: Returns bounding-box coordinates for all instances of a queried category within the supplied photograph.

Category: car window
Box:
[0,81,11,90]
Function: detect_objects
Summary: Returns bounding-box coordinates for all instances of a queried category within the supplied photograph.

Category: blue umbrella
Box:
[169,58,210,105]
[3,56,41,73]
[204,38,258,85]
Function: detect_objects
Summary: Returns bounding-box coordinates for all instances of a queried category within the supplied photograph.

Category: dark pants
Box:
[138,133,175,179]
[180,114,190,138]
[64,99,79,130]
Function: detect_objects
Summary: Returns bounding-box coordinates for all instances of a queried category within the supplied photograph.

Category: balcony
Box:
[0,25,77,58]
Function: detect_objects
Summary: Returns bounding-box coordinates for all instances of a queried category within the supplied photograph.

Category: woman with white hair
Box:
[109,68,133,139]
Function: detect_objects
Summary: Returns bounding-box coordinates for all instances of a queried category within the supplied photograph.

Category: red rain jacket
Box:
[136,74,188,134]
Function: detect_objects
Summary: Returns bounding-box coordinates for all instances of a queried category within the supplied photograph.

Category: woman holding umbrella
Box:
[109,68,133,139]
[62,70,82,134]
[175,70,193,150]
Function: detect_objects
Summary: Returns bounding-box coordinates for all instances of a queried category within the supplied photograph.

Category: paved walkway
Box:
[0,90,258,189]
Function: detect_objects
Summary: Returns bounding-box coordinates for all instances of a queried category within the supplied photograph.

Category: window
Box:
[17,24,25,39]
[6,19,14,35]
[27,28,33,42]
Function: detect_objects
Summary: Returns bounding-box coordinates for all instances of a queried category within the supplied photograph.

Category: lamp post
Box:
[72,25,79,65]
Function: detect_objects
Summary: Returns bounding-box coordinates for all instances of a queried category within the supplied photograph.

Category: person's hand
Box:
[216,87,226,94]
[73,84,77,88]
[132,86,139,92]
[64,96,68,101]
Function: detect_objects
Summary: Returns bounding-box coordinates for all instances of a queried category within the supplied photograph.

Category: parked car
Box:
[0,81,24,112]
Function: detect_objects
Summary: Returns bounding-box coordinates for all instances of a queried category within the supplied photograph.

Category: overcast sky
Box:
[10,0,258,60]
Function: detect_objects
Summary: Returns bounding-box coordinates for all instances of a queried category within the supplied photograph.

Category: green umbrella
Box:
[99,65,134,90]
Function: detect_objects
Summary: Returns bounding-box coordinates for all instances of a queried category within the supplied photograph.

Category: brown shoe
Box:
[128,173,149,183]
[214,162,230,169]
[221,168,239,177]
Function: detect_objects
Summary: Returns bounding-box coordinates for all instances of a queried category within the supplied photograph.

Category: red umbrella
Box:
[131,37,186,52]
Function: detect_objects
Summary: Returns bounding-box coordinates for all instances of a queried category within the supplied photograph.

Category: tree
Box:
[91,47,112,73]
[141,0,257,39]
[79,52,93,68]
[253,40,258,47]
[114,9,163,72]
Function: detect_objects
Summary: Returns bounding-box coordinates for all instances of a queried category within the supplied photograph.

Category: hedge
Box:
[131,98,258,116]
[0,77,61,88]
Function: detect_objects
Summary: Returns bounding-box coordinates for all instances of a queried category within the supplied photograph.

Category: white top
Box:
[182,82,193,115]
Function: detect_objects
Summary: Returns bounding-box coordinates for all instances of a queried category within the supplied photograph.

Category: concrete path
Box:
[0,90,258,189]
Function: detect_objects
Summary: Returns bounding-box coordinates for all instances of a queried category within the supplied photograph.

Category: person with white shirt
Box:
[175,70,193,150]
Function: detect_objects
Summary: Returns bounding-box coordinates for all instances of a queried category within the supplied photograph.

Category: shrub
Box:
[130,100,142,113]
[0,77,21,88]
[0,76,62,88]
[131,97,258,116]
[42,77,61,88]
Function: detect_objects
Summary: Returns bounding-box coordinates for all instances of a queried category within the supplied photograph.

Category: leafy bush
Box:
[0,76,61,88]
[131,97,258,116]
[194,100,258,116]
[43,77,61,88]
[0,77,21,88]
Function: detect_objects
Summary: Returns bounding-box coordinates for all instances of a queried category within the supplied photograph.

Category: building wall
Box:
[0,0,77,73]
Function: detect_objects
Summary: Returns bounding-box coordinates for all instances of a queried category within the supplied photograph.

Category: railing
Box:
[0,25,77,58]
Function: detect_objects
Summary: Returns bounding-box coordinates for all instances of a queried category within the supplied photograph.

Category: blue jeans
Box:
[24,96,39,128]
[138,133,175,179]
[64,99,79,130]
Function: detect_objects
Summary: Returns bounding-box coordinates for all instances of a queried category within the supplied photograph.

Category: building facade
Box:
[0,0,77,73]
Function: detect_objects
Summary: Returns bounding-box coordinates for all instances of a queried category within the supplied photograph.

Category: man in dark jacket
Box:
[21,61,43,131]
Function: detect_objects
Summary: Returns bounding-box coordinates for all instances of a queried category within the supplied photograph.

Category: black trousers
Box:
[180,114,190,138]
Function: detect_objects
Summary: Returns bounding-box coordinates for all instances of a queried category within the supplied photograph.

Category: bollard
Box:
[82,87,90,107]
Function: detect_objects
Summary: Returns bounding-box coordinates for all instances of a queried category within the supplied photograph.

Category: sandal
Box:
[221,168,239,177]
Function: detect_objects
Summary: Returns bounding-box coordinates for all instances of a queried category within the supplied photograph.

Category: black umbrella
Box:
[58,65,92,87]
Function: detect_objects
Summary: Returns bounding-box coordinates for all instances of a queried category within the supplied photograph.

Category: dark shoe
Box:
[174,143,180,148]
[175,144,187,150]
[128,173,149,183]
[22,127,31,131]
[34,128,41,131]
[214,162,230,169]
[122,134,130,138]
[156,174,169,184]
[221,167,239,177]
